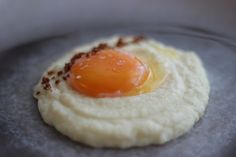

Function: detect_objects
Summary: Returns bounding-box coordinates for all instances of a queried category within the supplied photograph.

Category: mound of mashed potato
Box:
[34,36,210,148]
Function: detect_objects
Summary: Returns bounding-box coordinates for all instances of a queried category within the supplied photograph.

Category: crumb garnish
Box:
[91,43,110,53]
[64,63,71,74]
[36,91,40,95]
[63,35,144,76]
[41,77,49,84]
[62,43,111,76]
[86,53,90,58]
[62,76,67,80]
[132,35,145,43]
[70,53,86,64]
[41,77,51,90]
[57,71,63,76]
[40,35,145,92]
[47,70,54,76]
[55,80,61,85]
[116,38,126,47]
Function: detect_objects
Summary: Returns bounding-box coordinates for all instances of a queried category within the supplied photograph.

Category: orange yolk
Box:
[68,49,149,97]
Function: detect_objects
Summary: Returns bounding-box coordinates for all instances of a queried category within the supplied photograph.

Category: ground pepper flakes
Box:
[55,80,61,85]
[62,76,67,80]
[47,70,55,76]
[42,35,146,92]
[57,71,63,76]
[116,38,126,47]
[43,84,51,90]
[41,77,49,84]
[64,63,71,73]
[132,35,145,43]
[41,77,51,90]
[70,53,86,64]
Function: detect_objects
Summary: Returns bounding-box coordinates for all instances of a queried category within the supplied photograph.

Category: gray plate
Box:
[0,26,236,157]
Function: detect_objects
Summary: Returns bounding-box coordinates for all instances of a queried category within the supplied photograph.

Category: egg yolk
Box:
[68,49,149,97]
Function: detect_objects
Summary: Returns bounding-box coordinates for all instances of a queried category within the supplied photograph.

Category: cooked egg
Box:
[68,49,148,97]
[68,48,166,97]
[34,36,210,148]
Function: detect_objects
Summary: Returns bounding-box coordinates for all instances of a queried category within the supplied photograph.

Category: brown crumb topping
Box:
[36,91,40,95]
[62,36,144,76]
[91,43,110,53]
[57,71,63,76]
[41,76,51,90]
[62,76,67,81]
[40,35,145,92]
[116,37,126,47]
[41,77,49,84]
[47,70,54,76]
[55,80,61,85]
[70,52,86,64]
[132,35,145,43]
[64,63,71,74]
[43,84,51,90]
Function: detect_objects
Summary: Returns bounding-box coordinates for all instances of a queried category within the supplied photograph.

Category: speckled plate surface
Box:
[0,27,236,157]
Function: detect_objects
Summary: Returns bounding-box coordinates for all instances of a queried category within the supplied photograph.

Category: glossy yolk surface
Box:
[68,49,149,97]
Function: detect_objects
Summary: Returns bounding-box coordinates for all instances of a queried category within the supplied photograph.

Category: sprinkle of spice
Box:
[91,43,110,53]
[40,36,145,92]
[62,36,145,76]
[41,77,50,84]
[116,38,126,47]
[70,53,86,64]
[132,35,145,43]
[64,63,71,73]
[62,76,67,80]
[86,53,90,58]
[47,70,54,76]
[41,76,51,91]
[55,80,61,85]
[43,84,51,90]
[57,71,63,76]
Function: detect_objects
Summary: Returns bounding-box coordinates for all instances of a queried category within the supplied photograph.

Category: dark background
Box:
[0,0,235,51]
